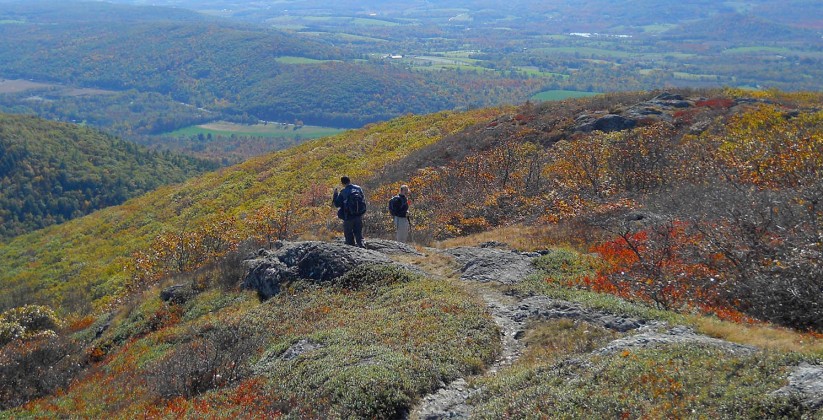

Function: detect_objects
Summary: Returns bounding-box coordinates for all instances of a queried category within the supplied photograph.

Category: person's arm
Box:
[333,186,349,208]
[332,188,341,208]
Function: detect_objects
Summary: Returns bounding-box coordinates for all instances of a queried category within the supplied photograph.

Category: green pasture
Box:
[533,47,635,58]
[723,46,794,54]
[331,33,390,43]
[516,67,569,78]
[531,90,600,101]
[277,15,400,27]
[438,50,482,59]
[410,55,491,72]
[673,72,720,81]
[350,17,400,27]
[275,56,339,65]
[165,122,346,139]
[639,23,678,34]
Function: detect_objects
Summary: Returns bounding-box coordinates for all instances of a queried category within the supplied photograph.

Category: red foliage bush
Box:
[695,98,735,109]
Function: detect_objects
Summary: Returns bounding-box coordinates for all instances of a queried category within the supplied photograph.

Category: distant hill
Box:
[0,2,540,129]
[0,113,216,239]
[665,13,814,43]
[1,89,822,418]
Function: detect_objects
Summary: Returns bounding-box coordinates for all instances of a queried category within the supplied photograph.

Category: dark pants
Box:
[343,216,364,247]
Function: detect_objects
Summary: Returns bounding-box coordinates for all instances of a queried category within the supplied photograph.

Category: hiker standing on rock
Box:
[333,176,367,247]
[388,184,411,243]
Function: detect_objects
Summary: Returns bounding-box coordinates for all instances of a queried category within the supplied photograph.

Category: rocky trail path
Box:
[241,240,823,418]
[407,245,823,419]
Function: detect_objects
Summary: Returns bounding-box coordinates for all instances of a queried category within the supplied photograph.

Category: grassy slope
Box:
[0,107,506,313]
[3,91,823,418]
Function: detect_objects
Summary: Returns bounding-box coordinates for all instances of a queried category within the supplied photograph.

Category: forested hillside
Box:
[0,1,541,131]
[0,113,216,239]
[1,88,822,417]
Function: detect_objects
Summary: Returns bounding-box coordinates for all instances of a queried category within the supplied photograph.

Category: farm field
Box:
[167,121,346,139]
[531,90,600,101]
[0,79,117,96]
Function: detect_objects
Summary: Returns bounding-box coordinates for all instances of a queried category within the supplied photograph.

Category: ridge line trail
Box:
[401,245,777,419]
[401,249,529,420]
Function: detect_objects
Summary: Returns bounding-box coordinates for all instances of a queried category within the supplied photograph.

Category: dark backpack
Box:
[388,196,401,216]
[344,186,367,216]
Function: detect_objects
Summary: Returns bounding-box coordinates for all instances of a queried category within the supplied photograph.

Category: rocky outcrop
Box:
[594,325,757,355]
[772,363,823,410]
[646,92,693,109]
[518,296,655,333]
[160,283,198,304]
[364,238,424,256]
[575,113,637,133]
[243,240,419,299]
[572,92,700,131]
[442,246,537,284]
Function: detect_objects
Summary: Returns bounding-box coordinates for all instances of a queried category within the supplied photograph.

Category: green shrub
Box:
[0,305,61,332]
[331,264,419,292]
[531,248,600,281]
[471,345,810,419]
[244,273,498,418]
[0,305,62,346]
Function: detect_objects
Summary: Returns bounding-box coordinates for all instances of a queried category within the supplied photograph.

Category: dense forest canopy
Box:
[0,113,216,239]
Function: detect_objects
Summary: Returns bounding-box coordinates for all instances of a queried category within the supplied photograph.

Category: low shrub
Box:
[531,248,600,283]
[331,264,418,292]
[145,323,263,399]
[470,345,810,419]
[0,334,84,409]
[0,305,62,345]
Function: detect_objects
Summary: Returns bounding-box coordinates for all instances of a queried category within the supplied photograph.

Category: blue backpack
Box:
[344,186,367,216]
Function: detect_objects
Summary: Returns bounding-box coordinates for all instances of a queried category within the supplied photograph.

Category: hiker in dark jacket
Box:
[333,176,366,247]
[388,184,411,243]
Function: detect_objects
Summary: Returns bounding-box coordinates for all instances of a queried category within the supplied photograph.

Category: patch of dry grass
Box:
[388,249,462,280]
[435,223,591,252]
[692,316,823,356]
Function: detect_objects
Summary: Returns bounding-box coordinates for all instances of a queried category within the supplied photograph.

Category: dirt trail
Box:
[411,283,524,419]
[407,245,822,419]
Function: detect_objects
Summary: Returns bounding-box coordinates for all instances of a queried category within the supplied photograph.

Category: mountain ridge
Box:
[1,88,822,417]
[0,113,216,239]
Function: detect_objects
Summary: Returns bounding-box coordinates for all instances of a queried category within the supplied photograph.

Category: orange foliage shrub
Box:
[587,221,734,317]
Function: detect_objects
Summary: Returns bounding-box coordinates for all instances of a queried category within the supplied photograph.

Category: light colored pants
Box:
[394,216,410,243]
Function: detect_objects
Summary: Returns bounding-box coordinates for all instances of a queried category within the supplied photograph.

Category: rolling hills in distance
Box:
[1,87,822,417]
[0,0,820,163]
[0,0,822,416]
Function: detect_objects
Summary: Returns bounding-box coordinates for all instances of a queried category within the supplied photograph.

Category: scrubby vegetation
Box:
[4,265,498,418]
[470,341,808,418]
[1,88,822,416]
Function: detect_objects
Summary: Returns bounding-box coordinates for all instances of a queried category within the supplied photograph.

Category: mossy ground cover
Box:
[470,343,807,419]
[13,265,499,418]
[466,249,820,419]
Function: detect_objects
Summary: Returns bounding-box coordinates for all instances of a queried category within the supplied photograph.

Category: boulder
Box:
[364,238,424,255]
[518,296,653,333]
[243,241,415,299]
[772,363,823,410]
[594,325,757,354]
[443,247,537,284]
[576,114,637,133]
[160,283,198,304]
